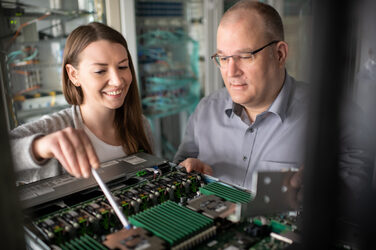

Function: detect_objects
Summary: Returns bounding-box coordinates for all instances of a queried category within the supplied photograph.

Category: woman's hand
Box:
[179,158,213,175]
[32,127,99,178]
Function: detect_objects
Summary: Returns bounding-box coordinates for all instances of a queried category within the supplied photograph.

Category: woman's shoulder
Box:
[44,106,76,126]
[11,106,75,137]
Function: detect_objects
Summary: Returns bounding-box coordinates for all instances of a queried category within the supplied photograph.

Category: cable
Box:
[7,47,38,64]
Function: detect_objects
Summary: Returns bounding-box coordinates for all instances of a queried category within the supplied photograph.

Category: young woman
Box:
[10,22,153,184]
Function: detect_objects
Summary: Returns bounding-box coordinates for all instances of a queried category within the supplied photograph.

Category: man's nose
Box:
[226,57,242,77]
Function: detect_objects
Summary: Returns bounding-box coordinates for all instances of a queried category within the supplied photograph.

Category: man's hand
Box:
[289,167,304,209]
[32,127,100,178]
[179,158,213,175]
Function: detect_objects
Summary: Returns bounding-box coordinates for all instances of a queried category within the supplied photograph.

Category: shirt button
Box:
[243,156,247,161]
[249,128,254,133]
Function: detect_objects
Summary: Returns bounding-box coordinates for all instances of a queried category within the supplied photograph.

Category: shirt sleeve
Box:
[173,105,201,164]
[9,108,74,183]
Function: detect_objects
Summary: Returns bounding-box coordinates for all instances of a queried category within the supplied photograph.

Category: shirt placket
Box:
[241,126,257,187]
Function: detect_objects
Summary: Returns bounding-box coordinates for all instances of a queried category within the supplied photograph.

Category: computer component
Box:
[103,227,165,250]
[129,201,216,249]
[199,181,253,204]
[186,194,236,219]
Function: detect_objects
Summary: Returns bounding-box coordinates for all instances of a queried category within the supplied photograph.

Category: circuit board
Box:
[20,153,302,249]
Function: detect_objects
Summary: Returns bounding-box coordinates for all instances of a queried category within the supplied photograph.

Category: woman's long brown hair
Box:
[62,22,152,155]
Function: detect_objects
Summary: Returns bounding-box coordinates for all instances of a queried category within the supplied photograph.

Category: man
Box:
[174,0,371,193]
[174,1,306,190]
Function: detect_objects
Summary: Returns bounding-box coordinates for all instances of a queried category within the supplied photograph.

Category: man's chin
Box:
[229,94,252,106]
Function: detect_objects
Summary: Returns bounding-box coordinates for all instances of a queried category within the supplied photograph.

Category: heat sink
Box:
[129,201,215,248]
[199,182,252,204]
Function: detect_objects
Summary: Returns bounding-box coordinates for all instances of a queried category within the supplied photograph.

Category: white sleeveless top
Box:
[83,125,126,163]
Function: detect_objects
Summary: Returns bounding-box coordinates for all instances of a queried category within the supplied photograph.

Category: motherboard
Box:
[18,153,301,249]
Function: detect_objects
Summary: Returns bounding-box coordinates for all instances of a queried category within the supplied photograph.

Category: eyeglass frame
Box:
[211,40,280,68]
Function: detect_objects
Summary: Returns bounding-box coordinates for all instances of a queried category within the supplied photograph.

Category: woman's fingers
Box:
[50,143,73,176]
[77,129,100,170]
[32,127,99,178]
[58,128,82,177]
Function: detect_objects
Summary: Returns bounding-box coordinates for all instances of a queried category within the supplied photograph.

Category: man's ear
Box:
[276,41,288,66]
[65,64,80,86]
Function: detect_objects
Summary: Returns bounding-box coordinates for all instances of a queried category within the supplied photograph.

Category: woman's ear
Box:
[65,64,80,86]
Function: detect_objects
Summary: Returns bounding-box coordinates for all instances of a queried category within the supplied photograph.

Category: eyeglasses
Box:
[211,40,279,69]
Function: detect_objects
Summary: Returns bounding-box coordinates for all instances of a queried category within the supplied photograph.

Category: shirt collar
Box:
[224,92,235,117]
[224,72,292,122]
[267,72,292,122]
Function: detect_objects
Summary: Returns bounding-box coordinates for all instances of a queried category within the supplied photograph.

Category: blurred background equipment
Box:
[0,0,106,128]
[129,0,203,159]
[0,42,25,250]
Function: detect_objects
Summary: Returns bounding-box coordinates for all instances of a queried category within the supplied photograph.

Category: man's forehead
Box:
[216,23,266,54]
[218,12,266,38]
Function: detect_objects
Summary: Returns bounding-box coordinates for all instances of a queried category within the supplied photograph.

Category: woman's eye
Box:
[94,70,105,74]
[119,66,129,70]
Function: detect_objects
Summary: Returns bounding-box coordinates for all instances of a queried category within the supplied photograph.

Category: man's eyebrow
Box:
[91,58,129,66]
[216,48,254,55]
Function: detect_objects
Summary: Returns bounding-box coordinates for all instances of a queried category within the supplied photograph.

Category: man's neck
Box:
[244,105,268,124]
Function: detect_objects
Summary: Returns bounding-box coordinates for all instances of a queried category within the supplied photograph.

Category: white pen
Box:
[91,168,131,229]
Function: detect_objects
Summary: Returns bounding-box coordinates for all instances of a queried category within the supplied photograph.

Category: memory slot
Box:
[129,201,214,246]
[60,235,106,250]
[199,182,252,204]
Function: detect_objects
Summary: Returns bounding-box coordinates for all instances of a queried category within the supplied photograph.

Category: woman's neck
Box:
[79,105,121,146]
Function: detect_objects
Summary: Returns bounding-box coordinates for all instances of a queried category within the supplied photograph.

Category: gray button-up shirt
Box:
[174,73,309,190]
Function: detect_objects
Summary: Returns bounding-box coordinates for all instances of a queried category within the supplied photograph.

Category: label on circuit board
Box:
[123,155,147,165]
